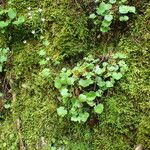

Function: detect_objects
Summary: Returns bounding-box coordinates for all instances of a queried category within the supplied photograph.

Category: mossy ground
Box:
[0,1,150,150]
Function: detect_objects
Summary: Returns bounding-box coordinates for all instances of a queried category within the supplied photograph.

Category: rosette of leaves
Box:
[54,53,128,123]
[89,0,136,32]
[0,8,25,33]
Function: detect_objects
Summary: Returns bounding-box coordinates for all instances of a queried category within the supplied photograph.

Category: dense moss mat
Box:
[0,1,150,150]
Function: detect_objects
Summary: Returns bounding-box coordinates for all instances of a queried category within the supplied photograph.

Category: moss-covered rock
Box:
[0,1,150,150]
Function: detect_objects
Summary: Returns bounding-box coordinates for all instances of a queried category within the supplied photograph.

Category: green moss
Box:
[0,1,150,150]
[137,115,150,148]
[0,118,18,150]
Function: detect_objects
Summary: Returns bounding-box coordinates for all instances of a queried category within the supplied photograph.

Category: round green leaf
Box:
[79,78,93,87]
[119,5,129,14]
[96,90,103,97]
[95,65,101,74]
[87,101,95,107]
[79,94,87,102]
[41,68,50,77]
[54,78,62,89]
[102,20,112,27]
[119,16,129,21]
[106,81,114,88]
[15,16,25,24]
[96,2,112,15]
[94,104,104,114]
[112,72,123,80]
[57,107,67,117]
[71,112,89,122]
[89,13,96,19]
[107,66,116,71]
[128,6,136,13]
[4,104,11,109]
[100,26,109,32]
[96,77,106,87]
[67,77,75,85]
[39,60,47,65]
[96,2,106,15]
[118,60,126,66]
[104,14,113,22]
[86,91,97,101]
[0,21,9,28]
[8,8,17,19]
[60,88,70,98]
[109,0,116,4]
[119,5,135,15]
[79,112,89,122]
[38,50,46,56]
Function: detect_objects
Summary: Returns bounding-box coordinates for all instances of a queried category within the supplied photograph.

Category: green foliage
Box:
[55,53,128,123]
[89,0,136,32]
[94,104,104,114]
[0,8,25,33]
[0,1,149,149]
[0,47,9,72]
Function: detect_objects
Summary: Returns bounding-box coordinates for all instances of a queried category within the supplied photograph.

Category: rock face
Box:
[135,145,144,150]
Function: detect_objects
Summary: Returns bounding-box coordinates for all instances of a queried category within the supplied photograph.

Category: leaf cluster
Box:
[54,53,128,123]
[89,0,136,32]
[0,8,25,33]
